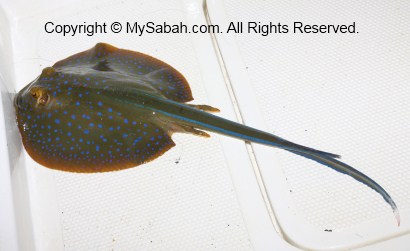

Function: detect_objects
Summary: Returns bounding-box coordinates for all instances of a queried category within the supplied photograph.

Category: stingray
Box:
[14,43,399,225]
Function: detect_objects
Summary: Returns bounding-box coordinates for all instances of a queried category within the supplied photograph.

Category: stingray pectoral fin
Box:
[143,67,193,102]
[106,45,194,102]
[54,43,195,103]
[289,150,400,226]
[51,42,194,105]
[92,60,113,72]
[53,43,117,69]
[87,122,176,172]
[24,114,176,173]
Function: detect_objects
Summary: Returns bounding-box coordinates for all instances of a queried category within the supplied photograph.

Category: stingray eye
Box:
[38,92,49,105]
[30,88,49,106]
[31,91,38,99]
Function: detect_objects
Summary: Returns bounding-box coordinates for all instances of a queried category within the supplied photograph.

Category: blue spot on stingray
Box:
[71,114,76,120]
[54,119,60,124]
[98,101,103,106]
[124,118,128,124]
[108,107,112,112]
[84,129,90,134]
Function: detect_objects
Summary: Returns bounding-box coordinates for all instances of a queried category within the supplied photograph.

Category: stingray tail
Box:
[144,96,400,225]
[287,148,400,226]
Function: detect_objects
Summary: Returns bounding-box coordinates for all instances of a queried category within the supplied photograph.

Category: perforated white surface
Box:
[210,0,410,248]
[5,0,410,249]
[8,0,252,250]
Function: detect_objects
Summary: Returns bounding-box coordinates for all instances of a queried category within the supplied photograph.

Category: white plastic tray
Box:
[207,0,410,250]
[0,0,291,250]
[1,0,409,250]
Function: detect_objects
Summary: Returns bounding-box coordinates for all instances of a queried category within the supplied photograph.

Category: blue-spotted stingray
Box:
[14,43,399,225]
